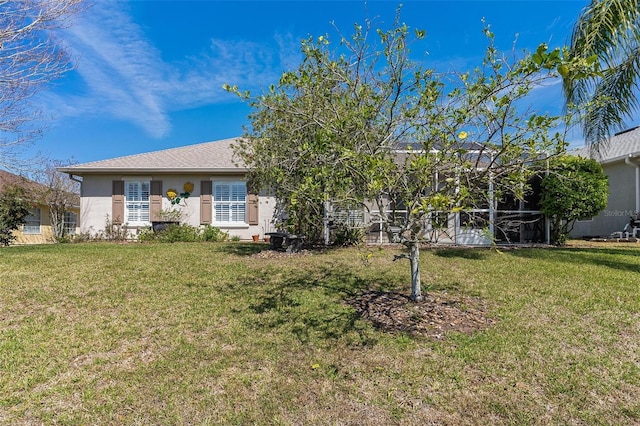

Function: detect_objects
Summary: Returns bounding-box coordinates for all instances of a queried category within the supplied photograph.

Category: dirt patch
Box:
[346,290,497,339]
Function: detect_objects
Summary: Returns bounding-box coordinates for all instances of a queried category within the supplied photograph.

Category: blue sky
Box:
[31,0,594,165]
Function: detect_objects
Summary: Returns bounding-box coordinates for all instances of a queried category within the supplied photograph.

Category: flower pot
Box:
[252,234,260,242]
[263,236,270,242]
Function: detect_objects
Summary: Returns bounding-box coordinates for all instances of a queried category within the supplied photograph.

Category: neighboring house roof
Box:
[58,138,245,174]
[573,126,640,165]
[0,169,32,190]
[0,169,45,199]
[0,169,80,206]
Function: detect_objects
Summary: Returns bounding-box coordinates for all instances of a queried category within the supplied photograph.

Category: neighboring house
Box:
[571,126,640,238]
[57,138,276,240]
[0,170,80,244]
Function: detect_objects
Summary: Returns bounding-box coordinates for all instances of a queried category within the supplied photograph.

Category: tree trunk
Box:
[49,207,64,241]
[323,199,330,246]
[408,241,423,302]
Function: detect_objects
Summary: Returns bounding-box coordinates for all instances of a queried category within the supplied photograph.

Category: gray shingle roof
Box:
[58,138,245,174]
[573,126,640,164]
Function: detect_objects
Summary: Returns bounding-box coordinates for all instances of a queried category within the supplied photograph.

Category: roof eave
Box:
[598,152,640,166]
[57,167,248,175]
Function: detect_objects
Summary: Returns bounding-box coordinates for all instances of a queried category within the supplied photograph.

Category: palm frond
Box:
[564,0,640,147]
[584,44,640,146]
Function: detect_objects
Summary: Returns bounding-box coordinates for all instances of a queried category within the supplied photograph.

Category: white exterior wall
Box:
[79,174,276,240]
[79,175,114,234]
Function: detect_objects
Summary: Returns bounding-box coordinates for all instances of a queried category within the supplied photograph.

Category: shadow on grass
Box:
[506,246,640,274]
[433,247,489,260]
[235,265,389,346]
[215,242,268,256]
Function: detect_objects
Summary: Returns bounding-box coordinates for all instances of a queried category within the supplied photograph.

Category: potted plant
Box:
[152,208,183,232]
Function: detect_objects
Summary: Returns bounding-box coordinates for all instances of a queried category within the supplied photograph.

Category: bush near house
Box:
[0,184,31,246]
[540,155,609,245]
[138,224,229,243]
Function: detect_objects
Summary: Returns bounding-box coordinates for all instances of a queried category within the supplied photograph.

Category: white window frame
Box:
[333,207,365,227]
[23,207,41,234]
[64,211,78,235]
[125,180,150,225]
[213,181,247,225]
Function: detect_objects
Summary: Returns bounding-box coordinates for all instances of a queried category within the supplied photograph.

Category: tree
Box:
[230,14,596,301]
[564,0,640,149]
[540,155,608,245]
[0,0,83,169]
[31,159,79,241]
[0,184,31,246]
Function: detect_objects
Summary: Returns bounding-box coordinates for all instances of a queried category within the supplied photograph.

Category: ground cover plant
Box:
[1,241,639,424]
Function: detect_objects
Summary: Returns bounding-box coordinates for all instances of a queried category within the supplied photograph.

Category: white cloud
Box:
[44,1,296,138]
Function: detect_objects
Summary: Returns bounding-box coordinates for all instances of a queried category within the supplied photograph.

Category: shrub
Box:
[137,228,157,242]
[201,225,229,242]
[540,155,608,245]
[0,185,31,247]
[154,224,200,243]
[139,224,229,243]
[332,223,367,246]
[103,215,130,241]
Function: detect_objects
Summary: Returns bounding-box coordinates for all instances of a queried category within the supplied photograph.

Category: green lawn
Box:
[1,242,639,425]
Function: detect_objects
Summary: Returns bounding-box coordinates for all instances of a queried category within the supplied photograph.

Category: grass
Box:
[1,241,639,425]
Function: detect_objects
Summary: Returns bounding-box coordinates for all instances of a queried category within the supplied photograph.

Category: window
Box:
[125,181,150,224]
[333,208,365,227]
[23,208,41,234]
[214,182,246,224]
[577,217,594,222]
[64,211,78,235]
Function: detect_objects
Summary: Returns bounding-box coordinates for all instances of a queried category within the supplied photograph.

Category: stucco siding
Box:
[79,175,115,234]
[571,161,637,237]
[79,174,276,240]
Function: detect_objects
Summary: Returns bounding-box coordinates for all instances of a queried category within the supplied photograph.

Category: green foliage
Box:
[565,0,640,146]
[139,224,229,243]
[201,225,230,242]
[228,10,598,299]
[540,155,609,245]
[0,184,31,246]
[155,224,200,243]
[331,223,367,246]
[154,208,183,222]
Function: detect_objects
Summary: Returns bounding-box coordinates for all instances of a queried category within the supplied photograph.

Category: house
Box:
[57,138,276,240]
[571,126,640,238]
[325,143,547,246]
[0,169,80,244]
[59,137,551,245]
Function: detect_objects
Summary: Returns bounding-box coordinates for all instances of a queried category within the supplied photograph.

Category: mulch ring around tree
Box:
[346,290,497,339]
